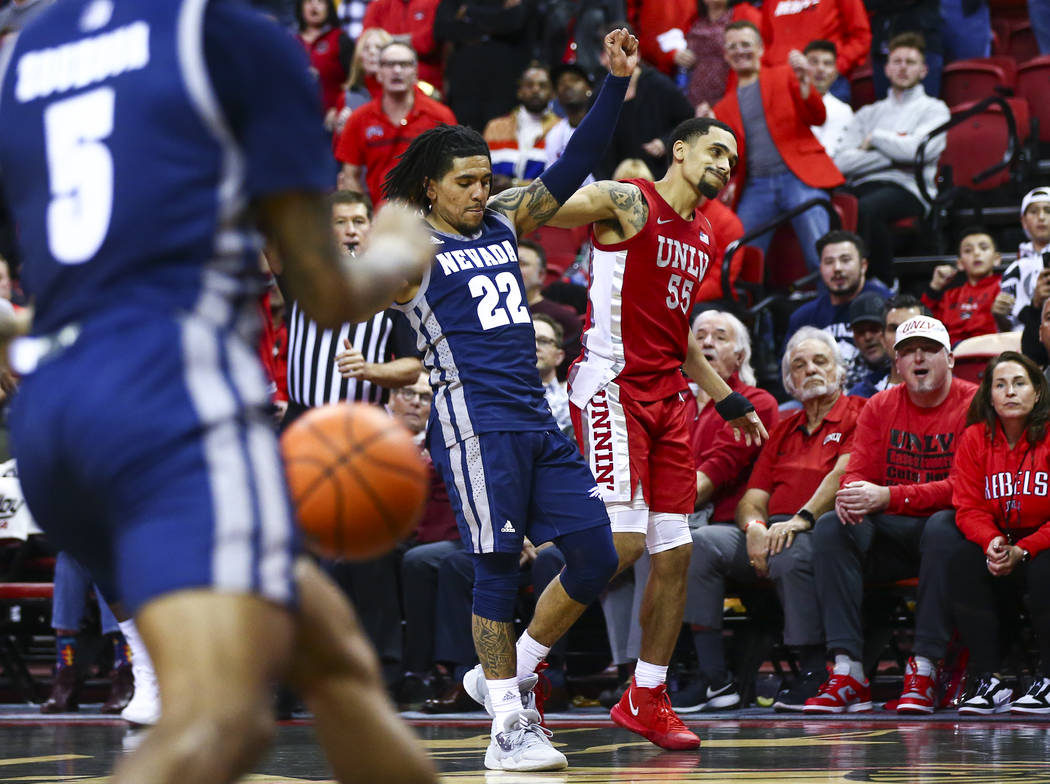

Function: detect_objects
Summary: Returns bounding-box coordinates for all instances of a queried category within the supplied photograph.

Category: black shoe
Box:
[671,675,741,713]
[773,669,827,713]
[397,673,432,710]
[421,683,476,714]
[598,677,631,709]
[958,673,1013,715]
[101,664,134,714]
[41,667,79,714]
[1012,674,1050,714]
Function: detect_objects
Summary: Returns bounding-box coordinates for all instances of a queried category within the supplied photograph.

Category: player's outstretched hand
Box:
[728,410,767,447]
[603,27,639,78]
[366,201,434,283]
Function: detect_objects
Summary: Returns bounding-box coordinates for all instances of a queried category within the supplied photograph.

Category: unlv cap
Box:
[893,316,952,352]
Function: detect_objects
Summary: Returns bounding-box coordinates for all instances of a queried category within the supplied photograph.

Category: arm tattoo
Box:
[597,181,648,234]
[487,180,561,233]
[472,614,517,679]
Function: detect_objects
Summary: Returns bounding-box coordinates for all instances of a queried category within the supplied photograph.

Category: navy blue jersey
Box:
[394,210,554,447]
[0,0,332,335]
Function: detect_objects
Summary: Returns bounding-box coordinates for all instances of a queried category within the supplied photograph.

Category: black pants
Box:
[948,538,1050,673]
[849,181,924,285]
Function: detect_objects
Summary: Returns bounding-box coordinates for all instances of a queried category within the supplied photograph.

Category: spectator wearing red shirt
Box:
[949,352,1050,714]
[296,0,353,114]
[807,316,975,716]
[713,21,843,273]
[922,228,1008,346]
[678,325,860,713]
[760,0,870,84]
[335,42,456,205]
[362,0,443,89]
[695,196,743,305]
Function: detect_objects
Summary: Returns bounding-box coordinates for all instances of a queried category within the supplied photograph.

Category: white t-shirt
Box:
[543,118,596,187]
[811,92,854,158]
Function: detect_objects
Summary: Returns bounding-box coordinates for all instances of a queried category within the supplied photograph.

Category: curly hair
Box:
[966,351,1050,447]
[382,124,490,210]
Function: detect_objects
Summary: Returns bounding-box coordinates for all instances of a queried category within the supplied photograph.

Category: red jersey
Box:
[299,27,348,113]
[334,92,456,205]
[921,273,1001,345]
[843,377,977,516]
[569,178,716,405]
[953,423,1050,558]
[691,374,780,522]
[749,393,866,515]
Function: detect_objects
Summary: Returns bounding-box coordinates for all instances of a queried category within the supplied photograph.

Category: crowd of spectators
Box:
[3,0,1050,718]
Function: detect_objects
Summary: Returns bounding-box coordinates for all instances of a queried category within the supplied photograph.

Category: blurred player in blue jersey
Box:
[0,1,434,783]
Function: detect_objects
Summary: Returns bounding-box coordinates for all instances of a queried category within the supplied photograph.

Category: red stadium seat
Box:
[849,66,875,111]
[998,18,1041,63]
[831,191,858,232]
[1017,56,1050,143]
[941,60,1012,108]
[938,98,1030,192]
[951,331,1020,382]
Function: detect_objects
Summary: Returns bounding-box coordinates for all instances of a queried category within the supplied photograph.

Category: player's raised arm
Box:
[257,193,431,327]
[485,28,638,237]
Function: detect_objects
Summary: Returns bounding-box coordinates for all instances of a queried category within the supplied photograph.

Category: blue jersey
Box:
[395,210,554,447]
[0,0,332,335]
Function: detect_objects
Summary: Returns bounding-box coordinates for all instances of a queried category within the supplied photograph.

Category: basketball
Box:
[281,403,428,560]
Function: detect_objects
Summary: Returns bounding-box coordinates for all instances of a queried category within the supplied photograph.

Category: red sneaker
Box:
[803,672,872,713]
[897,657,937,714]
[532,662,550,722]
[610,678,701,750]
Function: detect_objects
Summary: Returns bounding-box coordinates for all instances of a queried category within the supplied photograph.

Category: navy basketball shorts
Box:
[10,308,299,615]
[429,429,610,554]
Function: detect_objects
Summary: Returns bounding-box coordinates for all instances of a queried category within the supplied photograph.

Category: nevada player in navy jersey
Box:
[0,2,434,783]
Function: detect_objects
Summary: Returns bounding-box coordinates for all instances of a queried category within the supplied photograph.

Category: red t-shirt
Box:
[760,0,871,77]
[571,179,716,404]
[412,456,460,544]
[843,377,978,516]
[749,393,866,516]
[691,374,780,522]
[299,27,347,113]
[334,92,456,205]
[921,273,1001,345]
[953,422,1050,558]
[696,198,744,303]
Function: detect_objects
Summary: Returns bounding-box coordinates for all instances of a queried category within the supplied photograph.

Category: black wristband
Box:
[715,391,755,421]
[797,509,816,527]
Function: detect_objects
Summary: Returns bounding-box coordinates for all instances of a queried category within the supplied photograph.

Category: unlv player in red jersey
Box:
[546,117,767,749]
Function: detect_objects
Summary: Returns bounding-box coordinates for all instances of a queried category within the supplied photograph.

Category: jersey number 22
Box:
[469,271,531,330]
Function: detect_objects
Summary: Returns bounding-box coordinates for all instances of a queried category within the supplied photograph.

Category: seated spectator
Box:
[714,21,843,273]
[362,0,443,89]
[921,227,1006,345]
[760,0,870,100]
[484,62,559,194]
[845,292,889,393]
[677,325,860,713]
[519,239,582,380]
[684,0,762,115]
[544,64,597,187]
[833,32,950,286]
[950,352,1050,715]
[595,22,695,182]
[806,315,974,715]
[533,314,573,436]
[1001,187,1050,341]
[395,372,462,709]
[785,230,892,372]
[331,27,393,135]
[849,294,929,398]
[866,0,943,99]
[335,42,456,205]
[296,0,353,116]
[804,40,853,157]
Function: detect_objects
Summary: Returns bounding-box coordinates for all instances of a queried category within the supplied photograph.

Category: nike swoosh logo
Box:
[656,217,673,224]
[628,688,640,716]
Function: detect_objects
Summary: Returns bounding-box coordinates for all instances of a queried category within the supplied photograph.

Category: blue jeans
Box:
[940,0,992,62]
[1032,0,1050,54]
[51,551,119,634]
[736,171,831,272]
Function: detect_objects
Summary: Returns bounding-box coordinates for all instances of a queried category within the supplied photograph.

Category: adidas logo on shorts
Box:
[501,521,516,533]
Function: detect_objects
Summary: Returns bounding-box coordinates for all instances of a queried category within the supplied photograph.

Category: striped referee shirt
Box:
[285,300,417,407]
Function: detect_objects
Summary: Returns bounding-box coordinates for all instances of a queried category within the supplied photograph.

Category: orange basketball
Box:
[281,403,428,560]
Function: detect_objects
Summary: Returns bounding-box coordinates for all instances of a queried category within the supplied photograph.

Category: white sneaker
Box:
[463,665,539,717]
[484,709,567,772]
[118,620,160,726]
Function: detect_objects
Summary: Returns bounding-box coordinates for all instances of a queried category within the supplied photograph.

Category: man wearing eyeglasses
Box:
[335,41,456,205]
[534,314,572,437]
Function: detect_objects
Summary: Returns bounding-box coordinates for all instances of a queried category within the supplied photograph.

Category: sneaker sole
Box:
[1011,705,1050,714]
[896,702,935,715]
[803,701,872,714]
[701,694,741,711]
[610,704,701,750]
[958,704,1011,715]
[773,701,807,713]
[671,702,706,714]
[484,744,567,772]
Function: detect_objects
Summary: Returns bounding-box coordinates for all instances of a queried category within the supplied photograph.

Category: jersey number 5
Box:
[43,87,115,265]
[469,271,531,330]
[666,273,694,315]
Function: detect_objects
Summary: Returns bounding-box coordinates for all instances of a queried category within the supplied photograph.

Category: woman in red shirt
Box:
[951,352,1050,715]
[296,0,352,116]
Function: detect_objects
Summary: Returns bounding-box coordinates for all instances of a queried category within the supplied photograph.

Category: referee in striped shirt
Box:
[278,190,423,428]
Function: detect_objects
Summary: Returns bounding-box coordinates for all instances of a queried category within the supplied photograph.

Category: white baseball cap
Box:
[893,315,952,352]
[1021,186,1050,218]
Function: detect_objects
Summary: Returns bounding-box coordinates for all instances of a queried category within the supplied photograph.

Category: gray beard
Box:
[799,383,832,402]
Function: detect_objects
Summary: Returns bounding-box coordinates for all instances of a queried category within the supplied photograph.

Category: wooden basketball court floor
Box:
[1,706,1048,783]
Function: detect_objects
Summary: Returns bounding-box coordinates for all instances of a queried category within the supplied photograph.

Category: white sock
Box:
[833,653,864,682]
[634,659,668,689]
[487,677,520,737]
[911,656,934,677]
[516,631,550,682]
[117,619,153,672]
